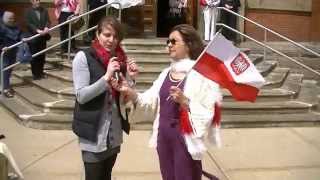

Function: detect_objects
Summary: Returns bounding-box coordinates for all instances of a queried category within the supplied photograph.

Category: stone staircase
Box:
[1,38,320,130]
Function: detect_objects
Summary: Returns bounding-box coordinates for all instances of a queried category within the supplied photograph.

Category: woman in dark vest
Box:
[72,16,138,180]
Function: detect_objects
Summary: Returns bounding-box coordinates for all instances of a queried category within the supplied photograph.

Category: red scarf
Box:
[91,39,127,97]
[91,39,127,74]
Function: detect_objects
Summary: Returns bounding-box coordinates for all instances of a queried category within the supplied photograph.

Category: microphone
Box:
[110,49,120,82]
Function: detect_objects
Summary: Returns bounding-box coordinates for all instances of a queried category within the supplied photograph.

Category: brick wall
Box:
[311,0,320,41]
[245,9,311,42]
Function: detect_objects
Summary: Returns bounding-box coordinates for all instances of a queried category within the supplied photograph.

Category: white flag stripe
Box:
[206,35,240,64]
[206,34,265,88]
[234,53,265,88]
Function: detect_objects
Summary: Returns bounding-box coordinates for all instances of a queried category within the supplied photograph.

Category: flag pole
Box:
[166,32,221,101]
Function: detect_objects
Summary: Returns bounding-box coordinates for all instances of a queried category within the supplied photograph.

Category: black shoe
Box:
[40,74,48,79]
[33,76,41,80]
[3,89,14,98]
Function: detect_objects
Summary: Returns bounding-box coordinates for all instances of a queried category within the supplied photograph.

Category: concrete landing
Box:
[1,106,320,180]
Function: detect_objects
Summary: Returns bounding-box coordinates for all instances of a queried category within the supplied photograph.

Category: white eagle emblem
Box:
[230,53,250,75]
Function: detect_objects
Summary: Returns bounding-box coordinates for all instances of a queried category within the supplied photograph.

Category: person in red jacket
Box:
[54,0,81,53]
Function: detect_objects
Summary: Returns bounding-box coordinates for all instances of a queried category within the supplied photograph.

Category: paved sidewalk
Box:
[1,105,320,180]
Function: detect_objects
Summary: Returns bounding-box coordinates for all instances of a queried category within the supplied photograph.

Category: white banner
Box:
[108,0,145,9]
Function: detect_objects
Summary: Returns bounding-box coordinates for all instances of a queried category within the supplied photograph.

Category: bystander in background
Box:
[25,0,51,80]
[0,11,22,98]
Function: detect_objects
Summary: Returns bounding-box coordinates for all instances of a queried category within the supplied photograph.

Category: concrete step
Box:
[263,67,290,88]
[13,70,74,99]
[2,96,318,130]
[126,49,170,59]
[222,101,312,115]
[123,38,166,51]
[297,79,320,105]
[13,85,74,114]
[46,56,64,63]
[281,73,304,96]
[45,69,73,82]
[249,54,264,65]
[256,60,277,76]
[222,88,295,102]
[1,97,72,130]
[222,112,320,128]
[58,61,73,70]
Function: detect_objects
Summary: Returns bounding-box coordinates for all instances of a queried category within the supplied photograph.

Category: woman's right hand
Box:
[110,74,138,102]
[104,57,120,82]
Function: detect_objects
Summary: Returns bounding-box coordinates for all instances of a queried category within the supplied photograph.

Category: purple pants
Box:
[157,123,202,180]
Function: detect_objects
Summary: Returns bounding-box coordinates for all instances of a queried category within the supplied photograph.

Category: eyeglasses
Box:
[166,39,177,45]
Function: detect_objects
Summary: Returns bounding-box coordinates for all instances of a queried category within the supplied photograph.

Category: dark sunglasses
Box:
[166,39,177,45]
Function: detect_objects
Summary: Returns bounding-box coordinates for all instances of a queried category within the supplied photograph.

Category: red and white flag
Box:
[193,34,265,102]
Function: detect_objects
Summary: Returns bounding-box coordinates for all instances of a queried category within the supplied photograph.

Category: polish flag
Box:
[193,34,265,102]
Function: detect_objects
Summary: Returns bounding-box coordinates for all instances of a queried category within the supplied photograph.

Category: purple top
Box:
[159,72,186,129]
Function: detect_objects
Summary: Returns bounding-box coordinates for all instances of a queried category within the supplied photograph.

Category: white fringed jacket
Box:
[128,59,222,160]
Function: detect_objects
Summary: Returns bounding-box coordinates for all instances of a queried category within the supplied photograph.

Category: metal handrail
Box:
[217,23,320,76]
[217,7,320,58]
[0,2,122,97]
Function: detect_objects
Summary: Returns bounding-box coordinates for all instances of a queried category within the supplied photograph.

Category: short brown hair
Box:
[96,16,124,42]
[170,24,204,60]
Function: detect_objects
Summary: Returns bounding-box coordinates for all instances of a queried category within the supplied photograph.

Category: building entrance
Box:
[157,0,187,37]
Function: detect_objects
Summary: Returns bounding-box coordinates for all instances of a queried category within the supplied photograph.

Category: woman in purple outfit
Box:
[113,24,222,180]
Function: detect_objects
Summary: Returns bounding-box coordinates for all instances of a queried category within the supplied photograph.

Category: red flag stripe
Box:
[180,108,193,134]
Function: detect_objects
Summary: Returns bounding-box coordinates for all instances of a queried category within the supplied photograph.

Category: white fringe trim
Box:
[208,126,222,148]
[183,134,207,160]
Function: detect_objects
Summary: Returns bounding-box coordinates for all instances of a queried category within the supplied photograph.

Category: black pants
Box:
[220,10,238,42]
[28,38,46,78]
[83,154,117,180]
[59,11,75,51]
[88,6,106,41]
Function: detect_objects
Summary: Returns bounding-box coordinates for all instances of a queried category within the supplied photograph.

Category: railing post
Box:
[213,7,217,34]
[68,19,72,61]
[264,29,267,60]
[118,5,122,22]
[1,51,5,99]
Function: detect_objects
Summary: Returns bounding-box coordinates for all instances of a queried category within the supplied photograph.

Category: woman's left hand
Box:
[126,58,139,79]
[169,86,189,108]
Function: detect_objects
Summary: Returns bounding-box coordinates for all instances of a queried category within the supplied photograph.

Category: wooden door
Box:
[143,0,156,36]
